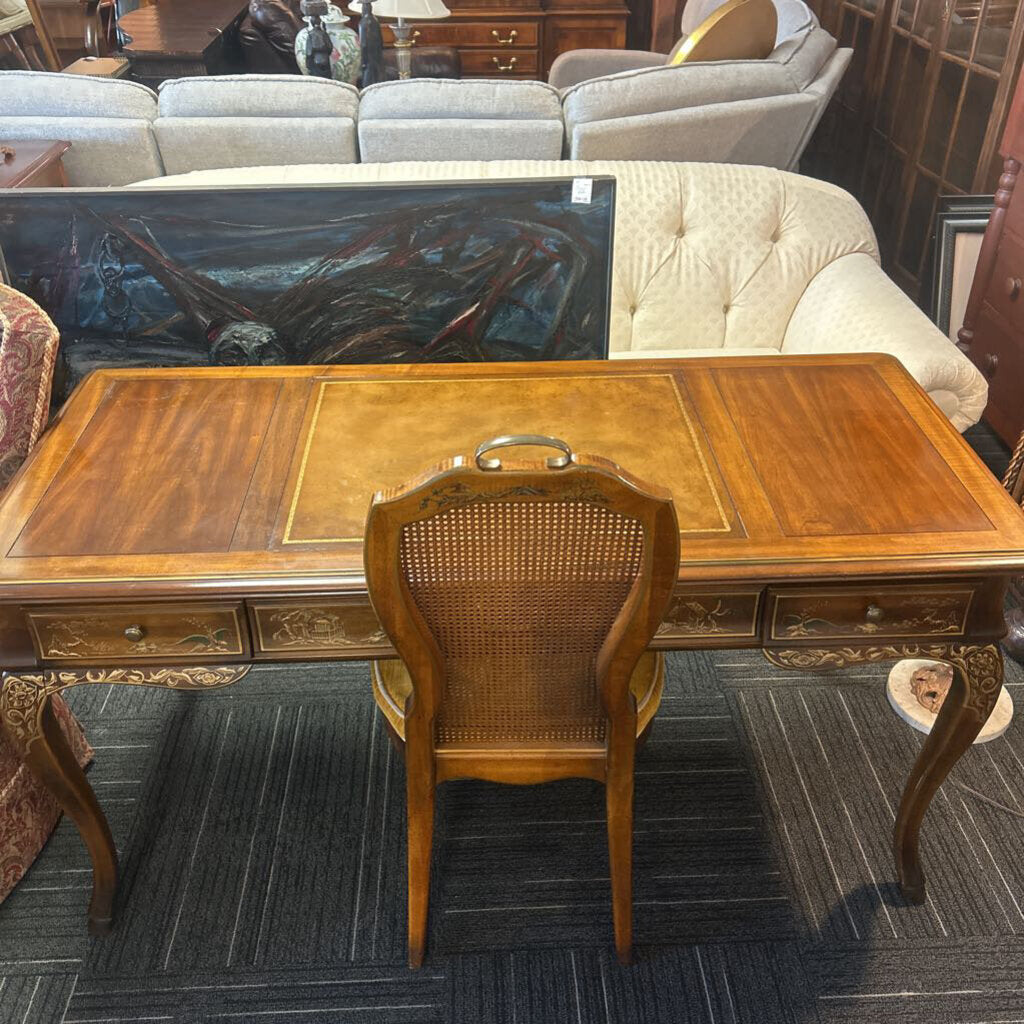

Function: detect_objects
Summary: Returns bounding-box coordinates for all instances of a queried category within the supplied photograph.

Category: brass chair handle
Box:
[475,434,572,471]
[124,624,146,642]
[865,604,884,624]
[1007,276,1021,300]
[492,56,517,71]
[984,352,999,378]
[491,28,517,44]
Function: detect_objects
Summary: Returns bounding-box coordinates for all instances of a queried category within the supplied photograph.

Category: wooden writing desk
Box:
[2,354,1023,934]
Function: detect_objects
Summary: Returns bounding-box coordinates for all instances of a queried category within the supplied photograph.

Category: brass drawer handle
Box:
[865,604,885,624]
[124,624,146,642]
[1006,276,1021,300]
[492,56,517,71]
[491,28,517,44]
[984,352,999,378]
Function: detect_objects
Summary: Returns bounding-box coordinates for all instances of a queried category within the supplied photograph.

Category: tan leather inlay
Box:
[283,374,738,544]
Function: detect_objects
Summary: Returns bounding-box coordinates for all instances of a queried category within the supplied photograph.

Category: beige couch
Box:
[130,160,988,431]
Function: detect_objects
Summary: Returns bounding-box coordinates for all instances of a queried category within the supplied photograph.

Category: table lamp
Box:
[349,0,451,79]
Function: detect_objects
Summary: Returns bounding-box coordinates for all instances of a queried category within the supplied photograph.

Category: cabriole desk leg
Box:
[0,665,250,934]
[764,642,1003,904]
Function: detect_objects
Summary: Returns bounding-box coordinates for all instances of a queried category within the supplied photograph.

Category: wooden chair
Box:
[364,434,680,968]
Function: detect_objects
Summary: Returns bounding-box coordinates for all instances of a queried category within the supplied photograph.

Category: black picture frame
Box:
[0,177,616,399]
[931,194,994,339]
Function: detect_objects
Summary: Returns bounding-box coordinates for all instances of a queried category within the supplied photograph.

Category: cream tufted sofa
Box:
[133,159,988,431]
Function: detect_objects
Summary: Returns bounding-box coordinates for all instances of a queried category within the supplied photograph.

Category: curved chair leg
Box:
[406,770,435,969]
[893,644,1003,903]
[1,674,117,934]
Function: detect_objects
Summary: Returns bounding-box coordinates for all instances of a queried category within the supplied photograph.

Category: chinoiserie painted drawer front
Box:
[767,586,975,642]
[26,603,248,662]
[459,49,540,75]
[414,21,539,47]
[653,589,763,644]
[250,600,391,655]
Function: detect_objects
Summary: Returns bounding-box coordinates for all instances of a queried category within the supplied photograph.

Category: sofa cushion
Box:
[0,69,157,119]
[0,117,163,185]
[561,60,796,125]
[358,118,564,162]
[157,74,359,118]
[358,78,562,120]
[154,117,357,174]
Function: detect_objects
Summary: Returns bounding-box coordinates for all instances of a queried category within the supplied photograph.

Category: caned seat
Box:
[363,435,679,967]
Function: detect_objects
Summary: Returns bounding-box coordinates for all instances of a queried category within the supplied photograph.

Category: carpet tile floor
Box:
[1,649,1023,1023]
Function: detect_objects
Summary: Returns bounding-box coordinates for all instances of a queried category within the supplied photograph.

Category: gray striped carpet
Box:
[1,425,1023,1024]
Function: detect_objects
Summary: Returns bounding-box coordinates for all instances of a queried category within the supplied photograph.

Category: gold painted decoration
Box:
[0,665,250,748]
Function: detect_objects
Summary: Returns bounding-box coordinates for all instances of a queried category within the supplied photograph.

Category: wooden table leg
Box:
[892,643,1002,902]
[1,671,116,933]
[764,642,1003,904]
[1,665,250,933]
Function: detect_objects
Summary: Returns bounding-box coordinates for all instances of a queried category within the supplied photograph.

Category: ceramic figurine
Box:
[295,1,361,85]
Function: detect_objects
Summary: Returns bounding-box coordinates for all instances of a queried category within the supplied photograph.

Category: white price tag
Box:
[571,177,593,204]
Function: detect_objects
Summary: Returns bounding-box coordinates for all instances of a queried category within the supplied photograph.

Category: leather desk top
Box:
[1,354,1023,600]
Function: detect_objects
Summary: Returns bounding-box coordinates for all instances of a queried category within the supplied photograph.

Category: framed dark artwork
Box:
[930,194,994,342]
[0,179,615,399]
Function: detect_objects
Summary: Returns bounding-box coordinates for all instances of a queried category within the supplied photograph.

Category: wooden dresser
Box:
[959,68,1024,446]
[409,0,627,78]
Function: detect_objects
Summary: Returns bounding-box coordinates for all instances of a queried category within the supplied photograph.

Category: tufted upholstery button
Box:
[722,303,730,314]
[628,305,636,316]
[771,228,781,243]
[676,226,685,238]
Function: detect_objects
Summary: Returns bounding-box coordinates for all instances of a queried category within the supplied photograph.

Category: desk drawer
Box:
[459,49,540,76]
[413,21,539,47]
[656,589,763,643]
[767,585,975,641]
[26,603,247,662]
[250,600,390,655]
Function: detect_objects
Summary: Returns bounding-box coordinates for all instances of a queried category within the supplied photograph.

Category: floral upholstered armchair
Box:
[0,284,92,902]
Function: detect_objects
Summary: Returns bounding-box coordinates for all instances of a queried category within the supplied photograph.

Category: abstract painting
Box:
[0,180,614,397]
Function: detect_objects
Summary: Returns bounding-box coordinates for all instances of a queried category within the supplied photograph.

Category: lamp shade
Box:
[348,0,450,17]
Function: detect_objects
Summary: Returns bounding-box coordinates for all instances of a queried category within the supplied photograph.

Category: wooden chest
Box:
[410,0,627,79]
[959,68,1024,445]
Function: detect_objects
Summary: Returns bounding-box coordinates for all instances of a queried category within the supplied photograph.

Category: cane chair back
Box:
[365,435,679,760]
[365,436,679,967]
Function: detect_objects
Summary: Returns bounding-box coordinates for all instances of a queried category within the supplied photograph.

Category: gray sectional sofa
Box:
[0,16,848,183]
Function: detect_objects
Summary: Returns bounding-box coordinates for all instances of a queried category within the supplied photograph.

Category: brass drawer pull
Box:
[492,56,517,71]
[124,624,146,642]
[491,28,517,44]
[1007,276,1021,300]
[984,352,999,378]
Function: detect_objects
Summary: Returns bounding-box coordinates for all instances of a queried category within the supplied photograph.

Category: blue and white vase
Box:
[295,3,361,85]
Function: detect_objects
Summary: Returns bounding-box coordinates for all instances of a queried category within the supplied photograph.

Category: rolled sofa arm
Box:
[782,252,988,432]
[548,49,667,91]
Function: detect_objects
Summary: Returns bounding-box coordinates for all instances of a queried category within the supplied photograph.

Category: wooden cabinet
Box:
[407,0,627,79]
[801,0,1024,299]
[958,65,1024,444]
